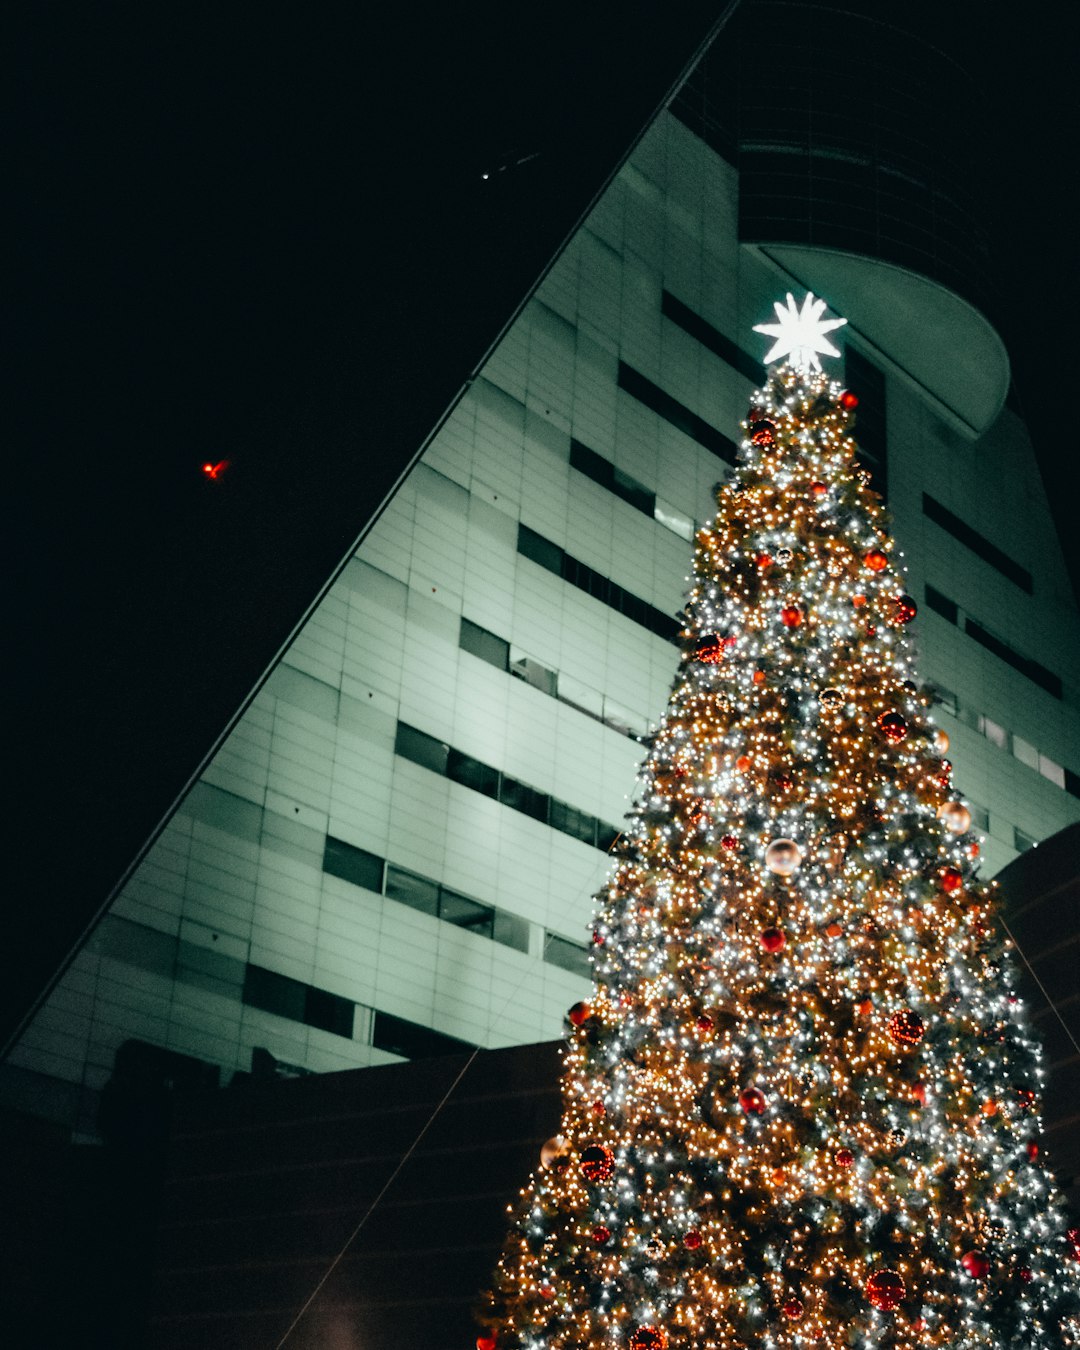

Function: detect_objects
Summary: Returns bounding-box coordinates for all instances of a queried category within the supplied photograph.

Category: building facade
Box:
[6,61,1079,1140]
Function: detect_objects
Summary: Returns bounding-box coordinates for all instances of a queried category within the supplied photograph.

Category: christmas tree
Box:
[476,294,1080,1350]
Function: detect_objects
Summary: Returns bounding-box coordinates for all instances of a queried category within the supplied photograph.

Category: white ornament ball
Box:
[765,838,802,876]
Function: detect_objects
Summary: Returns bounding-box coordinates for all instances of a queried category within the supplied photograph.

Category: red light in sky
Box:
[201,459,230,481]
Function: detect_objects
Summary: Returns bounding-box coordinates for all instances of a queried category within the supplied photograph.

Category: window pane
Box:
[499,774,549,822]
[385,865,439,917]
[460,617,510,671]
[304,986,355,1038]
[1014,826,1037,853]
[1012,736,1039,770]
[242,965,307,1024]
[371,1011,474,1061]
[549,799,597,844]
[510,652,558,697]
[654,497,694,541]
[517,523,563,573]
[596,822,622,853]
[395,722,449,775]
[492,910,531,953]
[439,888,494,937]
[979,716,1008,750]
[544,933,591,978]
[924,585,958,625]
[558,671,604,719]
[1039,754,1066,789]
[570,439,614,490]
[447,748,499,798]
[612,466,655,516]
[322,836,384,892]
[933,686,959,715]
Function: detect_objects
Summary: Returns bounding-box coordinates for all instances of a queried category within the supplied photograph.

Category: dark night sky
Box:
[5,1,1079,1050]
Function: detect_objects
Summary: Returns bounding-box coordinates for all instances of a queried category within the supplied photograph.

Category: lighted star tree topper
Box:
[476,294,1080,1350]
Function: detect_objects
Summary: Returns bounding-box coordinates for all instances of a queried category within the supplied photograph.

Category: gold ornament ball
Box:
[937,801,972,834]
[765,838,802,876]
[540,1135,570,1168]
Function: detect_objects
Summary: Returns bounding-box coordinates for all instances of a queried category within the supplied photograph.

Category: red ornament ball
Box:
[721,834,739,851]
[877,711,908,743]
[1019,1266,1033,1284]
[739,1086,767,1116]
[891,594,918,624]
[694,635,724,664]
[1067,1226,1080,1259]
[783,1298,805,1321]
[780,604,803,629]
[961,1250,990,1280]
[835,1147,854,1168]
[940,867,963,893]
[580,1145,615,1184]
[756,552,773,569]
[696,1014,714,1032]
[864,549,889,572]
[912,1081,928,1106]
[888,1008,925,1045]
[683,1229,703,1250]
[840,390,860,409]
[568,1001,592,1027]
[477,1337,497,1350]
[591,1225,611,1245]
[629,1328,667,1350]
[1027,1140,1039,1161]
[810,481,827,497]
[750,419,777,446]
[760,926,786,953]
[865,1269,905,1311]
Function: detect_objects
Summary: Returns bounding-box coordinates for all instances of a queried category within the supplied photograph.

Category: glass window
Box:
[549,799,598,845]
[447,748,500,798]
[932,686,959,716]
[545,933,591,978]
[385,865,439,917]
[510,652,558,697]
[1039,754,1066,789]
[1012,736,1039,771]
[1014,826,1037,853]
[460,617,510,672]
[499,774,550,822]
[970,804,990,832]
[654,497,694,541]
[517,523,564,574]
[395,722,450,775]
[439,889,494,937]
[304,986,354,1039]
[242,965,307,1024]
[322,836,384,893]
[596,822,622,853]
[612,466,655,516]
[924,585,958,625]
[371,1010,474,1061]
[979,715,1008,750]
[569,439,614,490]
[492,910,531,953]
